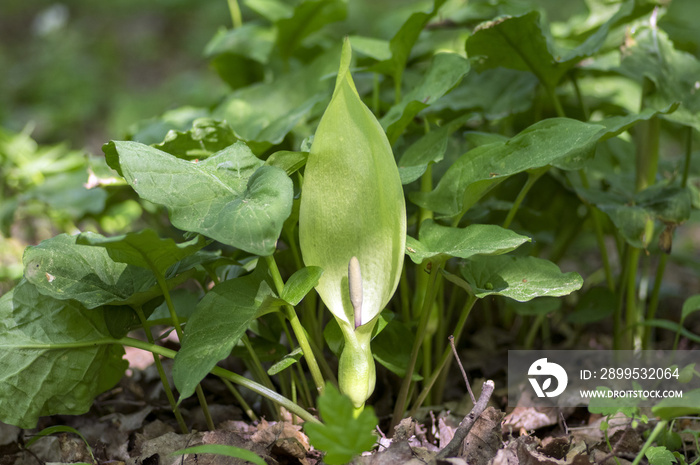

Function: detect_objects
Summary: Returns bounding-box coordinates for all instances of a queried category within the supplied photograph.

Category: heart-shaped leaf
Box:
[405,219,531,264]
[106,140,293,256]
[460,255,583,301]
[23,234,157,309]
[0,281,126,428]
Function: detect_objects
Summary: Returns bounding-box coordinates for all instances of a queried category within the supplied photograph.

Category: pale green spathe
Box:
[299,39,406,407]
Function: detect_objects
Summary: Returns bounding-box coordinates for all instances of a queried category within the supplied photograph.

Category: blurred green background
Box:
[0,0,232,152]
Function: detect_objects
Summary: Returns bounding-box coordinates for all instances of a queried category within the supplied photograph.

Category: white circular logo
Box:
[528,358,568,397]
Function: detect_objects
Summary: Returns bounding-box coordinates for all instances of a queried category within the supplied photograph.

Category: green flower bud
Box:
[299,39,406,407]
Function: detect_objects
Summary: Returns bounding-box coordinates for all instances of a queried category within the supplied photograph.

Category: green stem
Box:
[614,245,630,350]
[399,264,411,322]
[241,335,276,392]
[645,254,667,349]
[579,170,615,291]
[134,306,188,434]
[227,0,243,28]
[631,421,668,465]
[625,247,642,350]
[502,168,546,229]
[570,71,590,121]
[118,337,320,424]
[636,117,660,192]
[390,260,443,433]
[265,255,325,395]
[294,361,313,408]
[221,378,258,422]
[682,126,693,188]
[154,272,215,431]
[546,84,565,118]
[419,164,434,226]
[524,315,545,349]
[409,294,477,416]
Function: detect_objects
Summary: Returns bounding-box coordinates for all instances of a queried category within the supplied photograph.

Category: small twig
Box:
[560,411,569,436]
[449,335,476,405]
[436,380,495,460]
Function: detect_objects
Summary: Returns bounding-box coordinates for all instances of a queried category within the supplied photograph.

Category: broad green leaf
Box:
[619,26,700,130]
[267,347,303,376]
[23,234,157,309]
[467,12,574,90]
[213,46,338,148]
[173,264,274,401]
[281,266,323,306]
[645,447,677,465]
[460,255,583,301]
[76,229,208,277]
[304,383,378,465]
[0,281,126,428]
[204,24,275,64]
[107,140,293,256]
[405,219,530,264]
[595,105,680,143]
[652,389,700,419]
[682,295,700,321]
[276,0,347,60]
[466,1,653,90]
[369,0,447,85]
[381,52,470,144]
[172,445,266,465]
[152,118,238,161]
[411,118,604,216]
[578,185,691,248]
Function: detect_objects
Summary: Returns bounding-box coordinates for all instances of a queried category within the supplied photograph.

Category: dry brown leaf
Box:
[461,407,504,465]
[502,390,573,433]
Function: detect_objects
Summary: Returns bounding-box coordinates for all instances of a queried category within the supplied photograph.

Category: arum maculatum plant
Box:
[299,38,407,410]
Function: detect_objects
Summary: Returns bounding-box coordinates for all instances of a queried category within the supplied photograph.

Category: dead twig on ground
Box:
[436,379,495,460]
